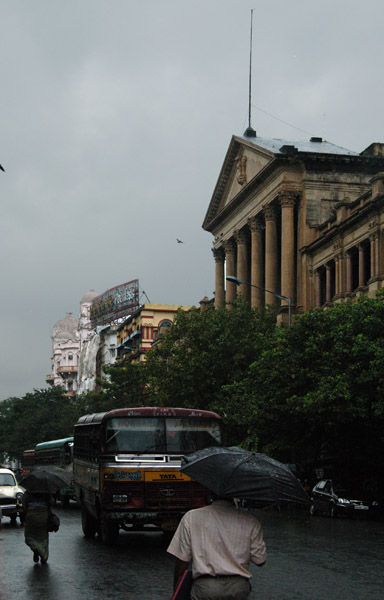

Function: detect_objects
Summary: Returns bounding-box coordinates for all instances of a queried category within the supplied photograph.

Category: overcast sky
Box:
[1,0,383,400]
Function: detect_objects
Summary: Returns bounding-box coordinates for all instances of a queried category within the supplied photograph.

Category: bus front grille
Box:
[145,481,207,510]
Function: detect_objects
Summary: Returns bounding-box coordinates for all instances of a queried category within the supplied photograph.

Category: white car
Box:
[0,468,25,524]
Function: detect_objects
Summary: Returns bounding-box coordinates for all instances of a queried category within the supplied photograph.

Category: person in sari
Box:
[22,491,51,564]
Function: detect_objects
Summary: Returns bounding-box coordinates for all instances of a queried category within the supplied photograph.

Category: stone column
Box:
[346,252,353,293]
[338,252,345,296]
[248,216,264,308]
[334,256,339,296]
[213,247,225,309]
[280,192,295,307]
[325,264,332,303]
[375,233,380,275]
[264,205,279,306]
[358,244,365,287]
[235,228,249,301]
[370,235,376,279]
[223,239,236,307]
[368,220,378,280]
[315,270,321,307]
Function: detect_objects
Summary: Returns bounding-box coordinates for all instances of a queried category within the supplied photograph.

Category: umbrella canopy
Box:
[181,446,310,507]
[19,465,72,494]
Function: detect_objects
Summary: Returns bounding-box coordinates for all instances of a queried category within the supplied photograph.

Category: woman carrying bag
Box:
[23,491,53,564]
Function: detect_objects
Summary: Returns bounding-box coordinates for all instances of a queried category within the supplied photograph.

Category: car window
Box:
[0,473,16,486]
[317,481,327,490]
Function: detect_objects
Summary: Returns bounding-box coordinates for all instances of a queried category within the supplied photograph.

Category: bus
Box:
[21,449,35,478]
[34,437,75,507]
[73,407,223,544]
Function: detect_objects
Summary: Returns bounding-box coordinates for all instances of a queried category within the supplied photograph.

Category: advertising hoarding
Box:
[89,279,140,326]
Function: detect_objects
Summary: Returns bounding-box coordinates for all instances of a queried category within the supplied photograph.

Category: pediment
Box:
[203,135,276,231]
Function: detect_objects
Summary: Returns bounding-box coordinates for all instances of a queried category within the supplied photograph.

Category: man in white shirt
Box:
[167,498,266,600]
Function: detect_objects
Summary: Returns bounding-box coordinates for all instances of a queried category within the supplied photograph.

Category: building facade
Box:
[46,290,99,396]
[203,131,384,323]
[116,304,191,363]
[46,312,80,396]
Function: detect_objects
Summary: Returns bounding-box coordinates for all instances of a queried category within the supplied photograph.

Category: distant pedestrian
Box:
[168,496,266,600]
[22,492,52,564]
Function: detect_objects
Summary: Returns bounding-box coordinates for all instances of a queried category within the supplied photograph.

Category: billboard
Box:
[89,279,140,326]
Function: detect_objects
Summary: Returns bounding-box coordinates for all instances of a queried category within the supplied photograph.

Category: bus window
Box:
[166,418,222,453]
[104,417,222,453]
[105,418,166,453]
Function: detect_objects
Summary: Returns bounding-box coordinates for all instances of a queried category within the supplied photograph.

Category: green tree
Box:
[0,387,81,461]
[76,361,149,414]
[144,300,276,442]
[83,301,275,443]
[226,295,384,490]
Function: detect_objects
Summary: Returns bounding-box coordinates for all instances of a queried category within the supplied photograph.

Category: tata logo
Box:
[160,488,176,497]
[159,474,177,480]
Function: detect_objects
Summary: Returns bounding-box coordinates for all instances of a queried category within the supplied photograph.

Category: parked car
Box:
[0,468,25,524]
[310,479,382,519]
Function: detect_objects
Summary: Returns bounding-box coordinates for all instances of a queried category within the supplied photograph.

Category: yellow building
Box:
[116,304,191,363]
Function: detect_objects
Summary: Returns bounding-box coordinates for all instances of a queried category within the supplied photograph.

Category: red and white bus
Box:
[73,407,223,544]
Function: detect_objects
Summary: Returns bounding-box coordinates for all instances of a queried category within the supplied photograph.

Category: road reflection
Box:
[1,505,383,599]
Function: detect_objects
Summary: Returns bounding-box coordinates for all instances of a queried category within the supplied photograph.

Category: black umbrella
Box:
[19,466,72,494]
[181,446,310,507]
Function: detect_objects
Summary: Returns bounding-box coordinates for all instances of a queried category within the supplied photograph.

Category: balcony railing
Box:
[57,366,77,373]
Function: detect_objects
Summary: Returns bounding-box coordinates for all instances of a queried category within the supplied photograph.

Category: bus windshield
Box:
[104,417,222,454]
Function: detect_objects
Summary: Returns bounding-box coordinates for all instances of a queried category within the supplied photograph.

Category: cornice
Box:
[203,139,384,233]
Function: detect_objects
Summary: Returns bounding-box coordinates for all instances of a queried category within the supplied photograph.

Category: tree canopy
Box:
[2,294,384,496]
[225,294,384,492]
[144,301,276,438]
[0,387,81,461]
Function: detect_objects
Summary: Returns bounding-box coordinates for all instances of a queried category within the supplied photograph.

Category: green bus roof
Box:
[35,437,74,451]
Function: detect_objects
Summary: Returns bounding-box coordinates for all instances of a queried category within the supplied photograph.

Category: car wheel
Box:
[309,504,316,516]
[330,504,337,518]
[10,514,17,525]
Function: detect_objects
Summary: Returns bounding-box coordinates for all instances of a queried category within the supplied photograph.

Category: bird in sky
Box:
[0,164,5,172]
[176,238,184,244]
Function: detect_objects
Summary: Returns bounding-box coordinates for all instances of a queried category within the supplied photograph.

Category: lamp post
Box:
[226,275,292,327]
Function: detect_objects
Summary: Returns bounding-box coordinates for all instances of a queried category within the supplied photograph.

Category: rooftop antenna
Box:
[244,9,256,138]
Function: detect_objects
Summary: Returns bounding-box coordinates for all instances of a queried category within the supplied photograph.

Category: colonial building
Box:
[203,130,384,323]
[46,312,80,396]
[117,304,191,363]
[46,290,99,396]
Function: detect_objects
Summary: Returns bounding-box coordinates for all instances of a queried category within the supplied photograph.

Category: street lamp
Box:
[226,275,292,327]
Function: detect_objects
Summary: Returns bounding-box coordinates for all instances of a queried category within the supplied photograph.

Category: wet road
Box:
[0,504,383,599]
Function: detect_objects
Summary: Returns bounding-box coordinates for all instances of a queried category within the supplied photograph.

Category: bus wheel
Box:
[81,504,98,538]
[100,517,119,546]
